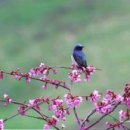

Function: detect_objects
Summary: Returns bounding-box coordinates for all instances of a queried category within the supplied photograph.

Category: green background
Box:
[0,0,130,129]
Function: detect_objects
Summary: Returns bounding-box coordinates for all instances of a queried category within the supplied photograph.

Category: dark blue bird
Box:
[73,44,87,68]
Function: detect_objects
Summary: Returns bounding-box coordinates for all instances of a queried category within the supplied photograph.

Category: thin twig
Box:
[52,66,102,71]
[73,107,81,126]
[81,109,96,128]
[0,99,60,130]
[2,71,70,91]
[85,102,121,130]
[106,116,130,130]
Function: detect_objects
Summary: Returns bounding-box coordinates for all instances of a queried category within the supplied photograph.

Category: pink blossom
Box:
[90,90,101,103]
[3,94,12,106]
[103,90,117,104]
[68,70,81,83]
[95,102,112,114]
[29,68,37,76]
[18,105,27,115]
[28,99,40,111]
[80,126,87,130]
[28,97,49,111]
[45,116,59,129]
[42,84,48,90]
[123,83,130,108]
[84,66,96,81]
[68,64,96,82]
[64,94,82,108]
[124,98,130,108]
[106,122,123,129]
[106,122,114,128]
[0,119,4,130]
[49,98,67,121]
[29,63,52,77]
[53,69,58,75]
[61,124,65,129]
[43,124,51,130]
[15,75,22,81]
[100,104,112,114]
[119,110,126,122]
[71,63,77,70]
[40,76,47,81]
[115,95,123,103]
[0,70,3,80]
[24,73,31,84]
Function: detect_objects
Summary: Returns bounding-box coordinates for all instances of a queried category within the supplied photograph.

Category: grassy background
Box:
[0,0,130,129]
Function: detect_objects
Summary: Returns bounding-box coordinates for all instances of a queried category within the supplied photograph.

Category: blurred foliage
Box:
[0,0,130,129]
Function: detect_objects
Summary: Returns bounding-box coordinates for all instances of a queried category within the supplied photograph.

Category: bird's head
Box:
[74,44,84,51]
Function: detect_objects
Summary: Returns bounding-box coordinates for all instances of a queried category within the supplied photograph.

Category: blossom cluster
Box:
[12,63,58,84]
[3,94,12,106]
[29,63,58,77]
[0,63,69,91]
[0,92,83,130]
[64,93,83,108]
[49,98,69,121]
[68,63,96,83]
[0,119,4,130]
[18,97,50,115]
[1,63,130,130]
[92,90,123,114]
[106,109,130,129]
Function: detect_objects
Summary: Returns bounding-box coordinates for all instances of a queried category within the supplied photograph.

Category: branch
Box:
[0,99,60,130]
[73,107,81,126]
[81,109,96,127]
[85,102,121,130]
[106,116,130,130]
[52,66,102,71]
[2,71,70,91]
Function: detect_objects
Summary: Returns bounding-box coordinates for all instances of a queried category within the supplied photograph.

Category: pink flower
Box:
[29,63,57,77]
[106,122,114,128]
[95,102,112,114]
[44,116,59,129]
[0,70,3,80]
[100,104,112,114]
[28,97,49,111]
[29,63,46,76]
[119,110,126,122]
[124,98,130,108]
[53,69,58,75]
[123,83,130,108]
[24,73,31,84]
[68,63,97,83]
[0,119,4,130]
[103,90,117,104]
[43,124,51,130]
[61,124,65,129]
[90,90,101,103]
[28,99,40,111]
[42,84,48,90]
[115,95,123,103]
[29,68,37,76]
[84,66,96,81]
[49,98,67,121]
[3,94,12,106]
[18,105,27,115]
[15,75,22,81]
[64,93,82,108]
[80,125,88,130]
[68,70,81,83]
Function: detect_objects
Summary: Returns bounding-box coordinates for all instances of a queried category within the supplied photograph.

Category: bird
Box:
[72,44,87,68]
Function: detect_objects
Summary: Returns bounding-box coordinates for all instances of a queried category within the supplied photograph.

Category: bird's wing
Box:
[73,51,87,67]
